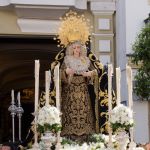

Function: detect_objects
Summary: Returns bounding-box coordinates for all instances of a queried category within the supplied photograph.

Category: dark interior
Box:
[0,35,60,143]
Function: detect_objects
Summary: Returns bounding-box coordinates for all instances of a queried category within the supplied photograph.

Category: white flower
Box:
[133,148,144,150]
[37,105,61,128]
[110,104,134,131]
[61,144,88,150]
[61,142,105,150]
[88,142,105,149]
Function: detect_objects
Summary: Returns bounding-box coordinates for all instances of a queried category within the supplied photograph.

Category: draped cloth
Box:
[40,48,116,135]
[61,74,95,141]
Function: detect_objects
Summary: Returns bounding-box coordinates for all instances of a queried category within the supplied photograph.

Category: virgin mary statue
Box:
[40,10,116,142]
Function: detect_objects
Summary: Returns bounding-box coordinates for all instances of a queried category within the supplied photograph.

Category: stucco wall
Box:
[0,9,22,34]
[125,0,150,143]
[126,0,150,54]
[133,101,149,143]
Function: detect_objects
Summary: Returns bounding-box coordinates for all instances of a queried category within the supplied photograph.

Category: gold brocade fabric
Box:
[61,75,95,140]
[39,49,116,136]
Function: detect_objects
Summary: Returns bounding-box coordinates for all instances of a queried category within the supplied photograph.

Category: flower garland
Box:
[60,134,144,150]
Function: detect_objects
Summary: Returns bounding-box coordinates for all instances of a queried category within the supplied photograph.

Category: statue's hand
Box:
[82,71,92,77]
[66,68,75,75]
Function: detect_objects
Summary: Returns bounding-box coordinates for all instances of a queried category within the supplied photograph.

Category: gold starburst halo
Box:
[54,10,92,48]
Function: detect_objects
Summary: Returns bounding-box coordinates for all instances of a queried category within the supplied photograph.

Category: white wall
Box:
[126,0,150,54]
[116,0,128,103]
[133,101,149,143]
[125,0,150,143]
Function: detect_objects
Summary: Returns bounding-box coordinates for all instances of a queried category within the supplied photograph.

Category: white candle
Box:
[126,65,133,109]
[54,64,60,111]
[126,65,136,148]
[108,64,113,145]
[34,60,40,112]
[11,89,15,104]
[116,67,121,106]
[34,60,40,147]
[17,92,21,106]
[45,70,51,106]
[108,64,113,111]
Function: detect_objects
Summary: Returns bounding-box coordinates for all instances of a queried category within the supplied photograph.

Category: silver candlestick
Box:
[55,131,62,150]
[129,127,136,149]
[32,111,39,149]
[8,98,17,143]
[16,92,24,142]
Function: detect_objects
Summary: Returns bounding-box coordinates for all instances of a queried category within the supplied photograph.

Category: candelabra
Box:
[55,131,62,150]
[16,104,24,141]
[16,92,24,142]
[129,127,136,149]
[32,111,39,149]
[8,100,17,143]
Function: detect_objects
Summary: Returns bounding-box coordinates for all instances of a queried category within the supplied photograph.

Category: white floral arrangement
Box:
[89,134,117,149]
[110,104,134,132]
[133,148,145,150]
[37,105,61,133]
[61,142,105,150]
[61,134,118,150]
[61,143,144,150]
[59,134,144,150]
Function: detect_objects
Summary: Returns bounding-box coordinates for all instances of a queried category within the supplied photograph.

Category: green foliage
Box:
[132,23,150,100]
[88,134,105,143]
[61,138,77,145]
[37,123,62,133]
[111,122,134,133]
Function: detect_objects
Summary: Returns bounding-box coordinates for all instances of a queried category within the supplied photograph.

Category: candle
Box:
[34,60,40,112]
[33,60,40,147]
[126,65,136,149]
[108,64,113,146]
[17,92,21,106]
[45,70,51,106]
[108,64,113,111]
[116,67,121,106]
[54,64,60,111]
[126,65,133,109]
[11,89,15,104]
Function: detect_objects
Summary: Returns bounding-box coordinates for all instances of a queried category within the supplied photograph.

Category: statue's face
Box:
[72,44,81,57]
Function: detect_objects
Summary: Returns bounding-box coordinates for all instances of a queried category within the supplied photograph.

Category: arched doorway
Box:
[0,35,60,143]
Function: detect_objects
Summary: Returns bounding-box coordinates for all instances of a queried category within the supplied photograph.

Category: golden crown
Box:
[54,10,92,48]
